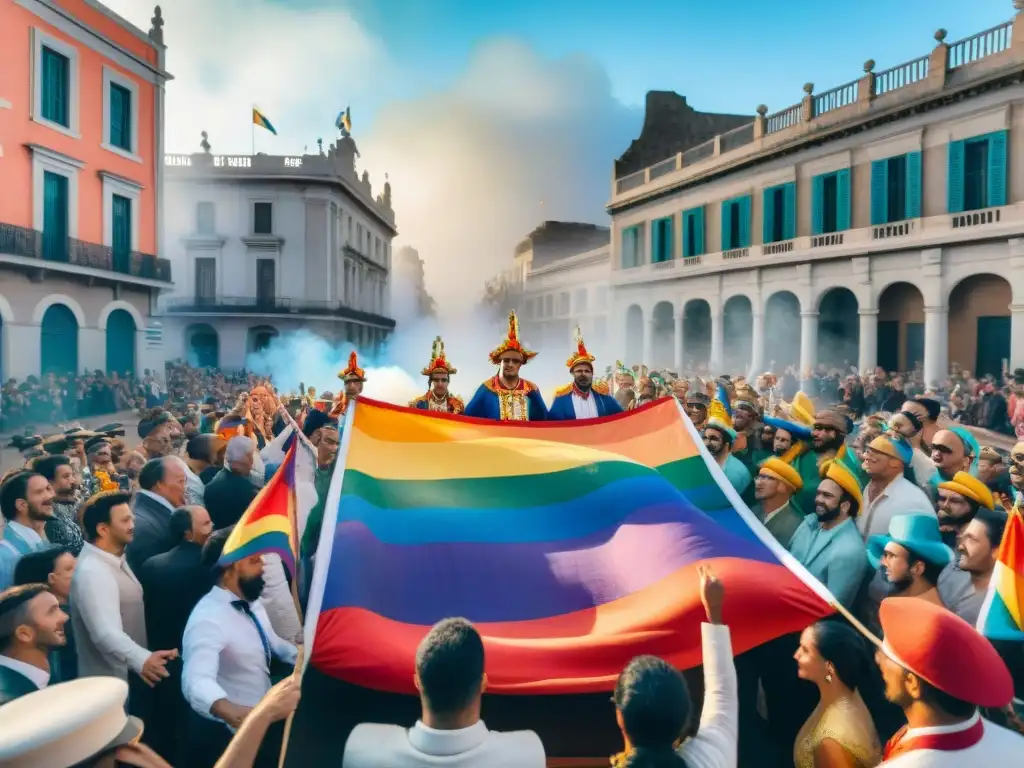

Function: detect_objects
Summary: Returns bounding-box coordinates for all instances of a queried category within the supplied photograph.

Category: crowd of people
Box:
[0,312,1022,767]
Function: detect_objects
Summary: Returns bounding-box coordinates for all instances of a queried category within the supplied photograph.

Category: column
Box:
[1012,305,1024,370]
[79,327,105,373]
[923,306,948,388]
[642,318,654,368]
[710,304,724,371]
[749,312,765,377]
[799,311,818,392]
[673,312,685,372]
[858,309,878,374]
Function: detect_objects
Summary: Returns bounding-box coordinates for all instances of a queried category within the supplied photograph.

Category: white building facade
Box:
[608,10,1024,386]
[160,135,396,369]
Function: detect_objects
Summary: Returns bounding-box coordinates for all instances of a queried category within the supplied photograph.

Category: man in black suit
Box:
[139,505,214,763]
[203,437,259,529]
[127,457,187,575]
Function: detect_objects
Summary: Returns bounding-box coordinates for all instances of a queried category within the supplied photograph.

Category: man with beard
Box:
[548,328,621,420]
[787,460,867,609]
[751,458,803,547]
[0,472,55,591]
[703,389,752,497]
[331,351,367,419]
[936,471,994,548]
[867,514,952,611]
[763,414,818,514]
[0,584,68,704]
[730,389,763,474]
[183,527,298,768]
[410,336,466,414]
[977,446,1014,509]
[956,507,1008,626]
[465,312,548,421]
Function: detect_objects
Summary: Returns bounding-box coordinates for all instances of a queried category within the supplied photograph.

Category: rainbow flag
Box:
[977,503,1024,641]
[219,440,299,577]
[252,106,277,136]
[303,397,833,694]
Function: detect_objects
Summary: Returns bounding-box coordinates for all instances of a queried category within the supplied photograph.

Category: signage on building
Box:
[145,324,163,348]
[164,155,304,169]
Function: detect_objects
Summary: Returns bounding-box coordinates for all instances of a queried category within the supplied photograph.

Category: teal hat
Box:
[867,513,953,571]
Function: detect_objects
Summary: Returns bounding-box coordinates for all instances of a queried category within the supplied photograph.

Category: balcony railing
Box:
[0,222,172,282]
[164,295,397,329]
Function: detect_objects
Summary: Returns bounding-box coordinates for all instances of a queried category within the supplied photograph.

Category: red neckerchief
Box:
[882,717,984,761]
[571,384,590,400]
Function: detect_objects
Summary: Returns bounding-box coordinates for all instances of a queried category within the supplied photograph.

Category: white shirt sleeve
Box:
[71,562,151,674]
[260,424,294,466]
[677,623,738,768]
[182,606,230,719]
[259,554,303,645]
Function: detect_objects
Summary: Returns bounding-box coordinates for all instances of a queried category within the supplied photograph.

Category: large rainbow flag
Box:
[303,397,834,694]
[977,503,1024,641]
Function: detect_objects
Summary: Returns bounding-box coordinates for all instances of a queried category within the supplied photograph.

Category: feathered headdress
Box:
[338,350,366,382]
[566,327,596,370]
[488,311,536,365]
[422,336,457,377]
[615,360,633,378]
[706,383,737,441]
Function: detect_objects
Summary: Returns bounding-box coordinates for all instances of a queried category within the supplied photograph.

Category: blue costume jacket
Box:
[547,383,623,421]
[464,376,548,421]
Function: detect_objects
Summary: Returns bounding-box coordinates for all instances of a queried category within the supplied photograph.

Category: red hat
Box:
[879,597,1013,708]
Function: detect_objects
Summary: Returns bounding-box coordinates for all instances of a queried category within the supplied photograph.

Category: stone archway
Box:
[40,303,79,376]
[948,274,1011,378]
[683,299,711,368]
[764,291,800,370]
[817,288,859,370]
[248,325,279,355]
[651,301,675,369]
[723,295,753,373]
[625,305,643,360]
[878,282,925,374]
[186,323,220,368]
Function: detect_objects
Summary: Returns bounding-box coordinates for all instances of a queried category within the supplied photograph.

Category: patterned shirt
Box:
[45,499,84,556]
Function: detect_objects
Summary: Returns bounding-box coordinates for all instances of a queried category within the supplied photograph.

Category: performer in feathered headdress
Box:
[409,336,465,414]
[548,327,622,421]
[330,350,366,418]
[464,311,548,421]
[702,383,752,497]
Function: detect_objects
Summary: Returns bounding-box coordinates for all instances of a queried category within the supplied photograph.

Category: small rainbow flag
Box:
[303,397,833,694]
[219,440,298,576]
[252,106,277,136]
[977,502,1024,641]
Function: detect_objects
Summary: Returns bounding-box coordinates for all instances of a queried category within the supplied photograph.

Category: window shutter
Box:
[811,174,824,235]
[905,151,922,220]
[110,85,122,147]
[721,200,733,251]
[762,187,776,244]
[621,228,631,267]
[784,182,796,240]
[947,140,965,213]
[666,217,674,259]
[739,196,751,248]
[651,219,662,262]
[694,206,705,255]
[682,212,691,258]
[870,160,888,225]
[836,169,851,231]
[987,130,1008,208]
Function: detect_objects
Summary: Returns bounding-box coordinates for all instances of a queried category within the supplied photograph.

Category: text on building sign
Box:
[164,155,191,166]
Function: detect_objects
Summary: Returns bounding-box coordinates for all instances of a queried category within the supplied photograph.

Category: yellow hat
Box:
[822,459,864,513]
[758,457,803,492]
[938,471,995,510]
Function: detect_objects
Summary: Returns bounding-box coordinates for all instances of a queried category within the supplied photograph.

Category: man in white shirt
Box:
[182,527,297,768]
[0,472,55,590]
[71,491,178,712]
[859,434,934,539]
[0,584,68,704]
[343,617,546,767]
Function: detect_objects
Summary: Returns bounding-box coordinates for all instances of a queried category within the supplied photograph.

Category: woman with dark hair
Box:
[793,620,882,767]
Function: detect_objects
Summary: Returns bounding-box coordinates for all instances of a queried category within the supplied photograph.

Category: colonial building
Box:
[394,246,436,317]
[160,130,397,369]
[0,0,173,381]
[609,6,1024,386]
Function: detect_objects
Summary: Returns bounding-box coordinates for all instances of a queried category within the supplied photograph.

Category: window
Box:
[544,295,554,316]
[196,202,215,234]
[870,153,921,225]
[575,289,587,313]
[356,223,364,250]
[948,131,1007,213]
[253,202,273,234]
[109,83,131,151]
[811,170,850,235]
[596,286,609,306]
[41,47,70,127]
[651,216,673,263]
[42,171,69,262]
[195,258,216,301]
[524,298,534,318]
[257,259,276,306]
[720,195,751,250]
[621,225,642,268]
[347,216,352,244]
[682,206,705,257]
[595,315,607,338]
[558,292,570,315]
[111,194,131,273]
[762,183,795,244]
[101,67,139,159]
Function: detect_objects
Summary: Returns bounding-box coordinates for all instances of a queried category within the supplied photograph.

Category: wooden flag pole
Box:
[276,645,303,768]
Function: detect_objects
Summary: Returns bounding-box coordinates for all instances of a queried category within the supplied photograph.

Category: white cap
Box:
[0,677,143,767]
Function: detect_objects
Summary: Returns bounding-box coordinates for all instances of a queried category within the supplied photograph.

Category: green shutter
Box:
[112,195,131,272]
[739,195,751,248]
[811,174,824,235]
[721,200,733,250]
[109,84,131,150]
[836,169,851,231]
[682,212,692,258]
[783,182,796,240]
[947,140,965,213]
[651,219,662,262]
[662,217,674,260]
[42,171,69,262]
[988,130,1008,208]
[694,207,705,255]
[42,48,70,127]
[905,151,922,219]
[621,227,634,268]
[762,187,776,244]
[870,159,888,225]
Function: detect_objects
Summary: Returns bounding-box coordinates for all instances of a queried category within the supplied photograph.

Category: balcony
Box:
[0,222,172,285]
[164,295,396,329]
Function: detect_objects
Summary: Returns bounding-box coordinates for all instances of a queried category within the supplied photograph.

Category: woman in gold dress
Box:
[793,620,882,767]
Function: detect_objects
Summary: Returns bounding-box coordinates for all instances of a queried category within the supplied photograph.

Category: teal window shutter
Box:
[870,160,888,225]
[651,219,662,262]
[663,217,674,260]
[987,130,1008,208]
[41,48,70,127]
[681,212,690,258]
[783,182,796,240]
[110,83,131,151]
[721,200,733,250]
[836,169,851,231]
[694,207,704,255]
[905,151,922,219]
[112,194,131,272]
[947,140,965,213]
[762,187,776,244]
[42,171,69,262]
[739,195,751,248]
[811,174,824,235]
